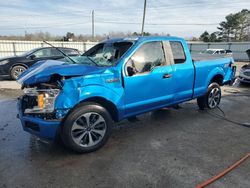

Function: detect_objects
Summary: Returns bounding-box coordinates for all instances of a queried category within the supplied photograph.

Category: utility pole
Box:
[141,0,147,36]
[92,10,95,40]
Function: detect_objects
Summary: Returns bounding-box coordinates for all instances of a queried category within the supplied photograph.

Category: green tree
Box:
[143,32,151,36]
[217,14,237,42]
[63,32,75,41]
[199,31,210,42]
[236,9,250,41]
[217,9,250,42]
[210,32,220,42]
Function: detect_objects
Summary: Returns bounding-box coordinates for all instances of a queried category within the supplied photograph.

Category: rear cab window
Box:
[169,41,186,64]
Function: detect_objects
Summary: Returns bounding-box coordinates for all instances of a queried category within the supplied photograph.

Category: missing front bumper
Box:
[17,98,61,139]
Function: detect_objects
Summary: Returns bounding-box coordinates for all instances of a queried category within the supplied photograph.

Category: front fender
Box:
[78,85,124,107]
[55,83,124,117]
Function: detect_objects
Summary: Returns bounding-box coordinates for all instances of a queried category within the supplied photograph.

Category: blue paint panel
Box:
[193,57,234,97]
[17,99,60,139]
[22,116,60,139]
[18,60,106,85]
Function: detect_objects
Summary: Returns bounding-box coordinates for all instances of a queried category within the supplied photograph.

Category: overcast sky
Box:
[0,0,249,37]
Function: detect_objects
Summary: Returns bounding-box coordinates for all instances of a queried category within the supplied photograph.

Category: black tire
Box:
[10,65,27,80]
[197,82,221,110]
[61,102,113,153]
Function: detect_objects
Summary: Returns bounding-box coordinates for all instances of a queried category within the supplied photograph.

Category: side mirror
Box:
[29,54,36,60]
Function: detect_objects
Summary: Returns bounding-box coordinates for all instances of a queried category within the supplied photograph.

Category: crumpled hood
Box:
[18,60,105,86]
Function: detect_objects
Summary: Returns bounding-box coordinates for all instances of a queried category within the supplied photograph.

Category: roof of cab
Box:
[101,36,184,43]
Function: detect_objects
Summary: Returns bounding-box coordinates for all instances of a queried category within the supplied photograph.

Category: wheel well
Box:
[80,97,119,122]
[211,74,223,85]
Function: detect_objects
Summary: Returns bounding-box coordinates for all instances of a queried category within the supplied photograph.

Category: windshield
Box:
[64,41,133,66]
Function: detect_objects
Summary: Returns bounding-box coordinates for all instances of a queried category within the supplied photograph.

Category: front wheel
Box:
[197,82,221,110]
[61,102,113,153]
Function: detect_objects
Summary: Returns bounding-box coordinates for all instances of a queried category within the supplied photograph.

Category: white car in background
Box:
[201,49,233,55]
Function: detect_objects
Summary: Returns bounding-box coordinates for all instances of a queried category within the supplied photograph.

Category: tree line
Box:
[200,9,250,42]
[0,31,167,42]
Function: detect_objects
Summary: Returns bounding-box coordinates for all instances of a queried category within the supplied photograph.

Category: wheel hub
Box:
[71,112,106,147]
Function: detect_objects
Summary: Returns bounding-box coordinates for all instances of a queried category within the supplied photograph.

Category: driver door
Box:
[123,41,175,117]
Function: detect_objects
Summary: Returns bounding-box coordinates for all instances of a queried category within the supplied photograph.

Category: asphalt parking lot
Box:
[0,63,249,188]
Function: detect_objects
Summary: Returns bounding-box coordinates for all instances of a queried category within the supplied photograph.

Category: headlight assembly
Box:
[0,60,9,65]
[23,88,60,113]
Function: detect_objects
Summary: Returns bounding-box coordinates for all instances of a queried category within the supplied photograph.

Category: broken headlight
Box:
[23,88,60,113]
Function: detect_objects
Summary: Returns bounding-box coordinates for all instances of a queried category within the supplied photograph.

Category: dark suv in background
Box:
[0,47,80,80]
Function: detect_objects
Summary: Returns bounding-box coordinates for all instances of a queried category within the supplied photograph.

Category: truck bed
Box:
[192,55,234,98]
[191,53,232,62]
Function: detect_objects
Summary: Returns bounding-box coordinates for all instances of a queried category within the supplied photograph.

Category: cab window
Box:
[126,41,165,76]
[169,41,186,64]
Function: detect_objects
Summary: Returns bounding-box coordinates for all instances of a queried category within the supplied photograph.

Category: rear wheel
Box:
[10,65,27,80]
[197,82,221,110]
[61,102,113,153]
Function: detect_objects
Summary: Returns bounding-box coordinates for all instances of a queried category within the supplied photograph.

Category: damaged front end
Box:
[16,59,107,139]
[23,88,60,116]
[17,80,64,139]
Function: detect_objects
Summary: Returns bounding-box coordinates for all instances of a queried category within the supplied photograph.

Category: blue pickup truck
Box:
[17,36,236,153]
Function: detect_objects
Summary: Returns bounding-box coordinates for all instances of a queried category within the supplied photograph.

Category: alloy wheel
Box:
[208,87,221,108]
[71,112,107,147]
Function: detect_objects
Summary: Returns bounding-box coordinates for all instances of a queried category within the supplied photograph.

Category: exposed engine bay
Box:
[20,75,65,120]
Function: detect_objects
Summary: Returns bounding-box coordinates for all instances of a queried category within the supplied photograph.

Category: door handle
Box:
[163,73,172,79]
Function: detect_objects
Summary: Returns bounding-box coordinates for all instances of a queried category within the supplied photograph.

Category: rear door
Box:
[168,41,195,102]
[123,41,175,117]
